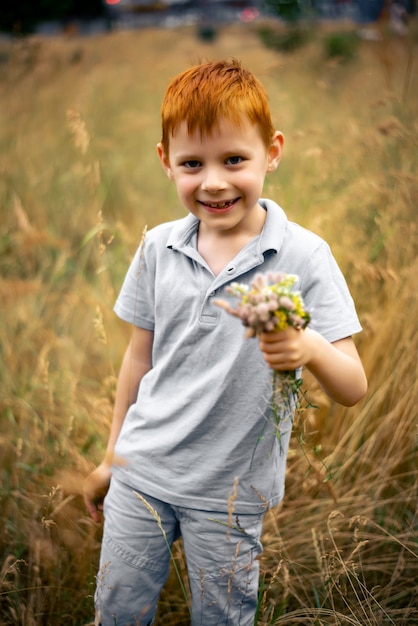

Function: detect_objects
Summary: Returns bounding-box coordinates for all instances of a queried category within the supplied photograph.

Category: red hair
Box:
[160,59,275,156]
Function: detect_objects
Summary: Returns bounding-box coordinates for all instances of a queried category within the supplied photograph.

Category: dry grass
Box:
[0,18,417,625]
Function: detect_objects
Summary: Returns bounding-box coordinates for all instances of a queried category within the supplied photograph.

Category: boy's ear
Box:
[157,143,173,180]
[267,131,284,173]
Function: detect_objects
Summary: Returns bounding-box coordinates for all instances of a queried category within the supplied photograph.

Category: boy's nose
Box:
[200,166,227,193]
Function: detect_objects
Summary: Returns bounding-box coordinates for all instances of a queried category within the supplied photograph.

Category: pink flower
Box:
[279,296,295,311]
[255,302,270,321]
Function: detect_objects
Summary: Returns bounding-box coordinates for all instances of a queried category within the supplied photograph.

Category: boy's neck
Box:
[196,205,266,276]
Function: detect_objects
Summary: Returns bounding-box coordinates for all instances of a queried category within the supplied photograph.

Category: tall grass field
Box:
[0,17,417,625]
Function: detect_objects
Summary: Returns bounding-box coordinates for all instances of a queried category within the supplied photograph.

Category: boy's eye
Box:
[226,156,243,165]
[183,160,201,169]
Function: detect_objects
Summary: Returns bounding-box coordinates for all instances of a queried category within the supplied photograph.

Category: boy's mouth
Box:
[198,198,240,210]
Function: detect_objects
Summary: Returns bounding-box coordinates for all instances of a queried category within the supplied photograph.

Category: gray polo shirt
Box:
[113,199,361,513]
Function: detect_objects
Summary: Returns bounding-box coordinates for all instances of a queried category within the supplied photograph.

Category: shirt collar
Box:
[258,198,288,254]
[166,198,288,254]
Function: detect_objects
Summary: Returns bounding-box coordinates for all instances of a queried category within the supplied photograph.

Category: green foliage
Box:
[257,25,311,52]
[323,30,360,62]
[265,0,301,20]
[197,24,218,42]
[264,0,316,21]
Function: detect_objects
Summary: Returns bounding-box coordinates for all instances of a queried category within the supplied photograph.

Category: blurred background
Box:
[1,0,416,35]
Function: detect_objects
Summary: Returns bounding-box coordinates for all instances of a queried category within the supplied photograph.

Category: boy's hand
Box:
[259,329,367,406]
[258,326,312,371]
[83,461,112,523]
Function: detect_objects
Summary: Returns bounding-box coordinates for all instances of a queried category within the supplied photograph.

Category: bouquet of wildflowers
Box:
[215,272,311,452]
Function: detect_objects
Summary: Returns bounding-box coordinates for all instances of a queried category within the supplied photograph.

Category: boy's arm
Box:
[258,328,367,407]
[83,325,153,522]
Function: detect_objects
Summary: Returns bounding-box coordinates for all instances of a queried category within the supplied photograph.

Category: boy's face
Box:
[157,116,283,237]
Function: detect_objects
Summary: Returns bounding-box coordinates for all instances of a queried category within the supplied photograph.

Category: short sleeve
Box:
[300,242,362,343]
[113,240,155,331]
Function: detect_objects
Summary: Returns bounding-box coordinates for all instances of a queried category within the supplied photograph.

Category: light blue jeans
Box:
[95,476,264,626]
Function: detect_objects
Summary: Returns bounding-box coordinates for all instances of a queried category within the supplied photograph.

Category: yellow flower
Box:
[274,310,289,331]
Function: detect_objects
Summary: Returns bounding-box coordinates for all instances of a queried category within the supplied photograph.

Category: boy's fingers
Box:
[259,333,283,349]
[84,494,101,523]
[83,477,101,522]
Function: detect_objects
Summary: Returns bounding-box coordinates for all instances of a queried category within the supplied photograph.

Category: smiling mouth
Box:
[199,198,240,210]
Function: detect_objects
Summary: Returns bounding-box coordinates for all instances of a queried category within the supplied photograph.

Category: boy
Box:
[84,59,367,626]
